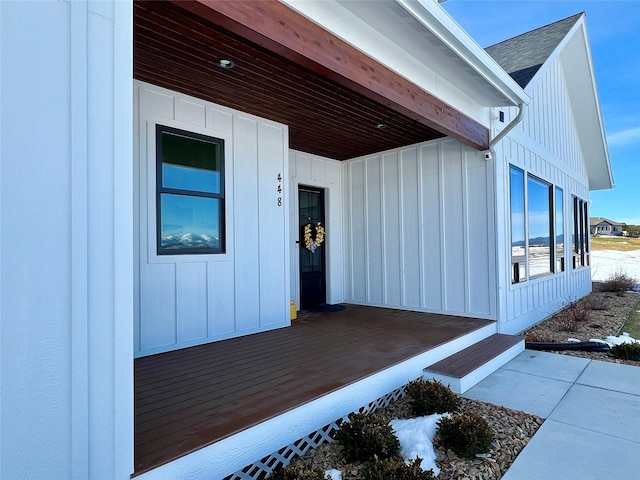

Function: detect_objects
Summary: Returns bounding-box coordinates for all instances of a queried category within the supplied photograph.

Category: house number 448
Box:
[276,173,283,207]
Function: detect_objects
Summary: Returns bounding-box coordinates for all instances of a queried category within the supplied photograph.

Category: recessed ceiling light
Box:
[375,123,387,129]
[216,58,235,69]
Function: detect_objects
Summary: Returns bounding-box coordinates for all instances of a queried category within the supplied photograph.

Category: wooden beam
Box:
[171,0,489,150]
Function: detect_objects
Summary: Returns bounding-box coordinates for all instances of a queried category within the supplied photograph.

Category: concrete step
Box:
[423,333,524,394]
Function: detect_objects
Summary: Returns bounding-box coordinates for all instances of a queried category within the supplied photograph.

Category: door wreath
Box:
[303,222,325,253]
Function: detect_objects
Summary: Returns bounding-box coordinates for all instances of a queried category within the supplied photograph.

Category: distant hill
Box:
[513,234,563,247]
[162,233,219,249]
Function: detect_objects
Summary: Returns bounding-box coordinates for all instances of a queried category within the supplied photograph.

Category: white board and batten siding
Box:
[289,151,344,306]
[343,139,497,320]
[1,1,133,478]
[134,81,290,357]
[495,57,592,334]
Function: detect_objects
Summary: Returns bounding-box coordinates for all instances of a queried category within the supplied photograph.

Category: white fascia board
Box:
[527,16,613,191]
[569,24,613,191]
[400,0,530,106]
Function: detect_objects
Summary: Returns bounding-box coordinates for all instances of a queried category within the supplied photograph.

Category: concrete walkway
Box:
[462,350,640,480]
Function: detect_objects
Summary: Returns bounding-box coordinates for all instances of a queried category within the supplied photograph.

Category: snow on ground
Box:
[590,248,640,283]
[603,332,640,345]
[583,248,640,344]
[325,469,342,480]
[521,247,640,282]
[391,414,449,475]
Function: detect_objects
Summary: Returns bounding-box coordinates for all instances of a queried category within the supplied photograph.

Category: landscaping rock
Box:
[293,396,542,480]
[524,290,640,367]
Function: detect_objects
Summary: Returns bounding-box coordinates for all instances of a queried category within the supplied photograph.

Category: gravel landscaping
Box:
[524,286,640,367]
[294,395,543,480]
[285,286,639,479]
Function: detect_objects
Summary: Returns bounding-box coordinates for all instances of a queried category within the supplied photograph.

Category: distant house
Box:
[0,2,612,479]
[590,217,625,236]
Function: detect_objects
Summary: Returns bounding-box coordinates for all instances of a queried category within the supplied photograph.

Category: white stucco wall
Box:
[0,1,133,478]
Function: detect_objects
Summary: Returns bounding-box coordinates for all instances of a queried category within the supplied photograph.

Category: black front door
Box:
[299,186,326,308]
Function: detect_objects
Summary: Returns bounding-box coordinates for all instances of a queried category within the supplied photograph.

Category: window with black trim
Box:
[510,166,526,283]
[572,195,589,268]
[510,165,566,284]
[555,187,565,272]
[156,125,225,255]
[527,175,553,278]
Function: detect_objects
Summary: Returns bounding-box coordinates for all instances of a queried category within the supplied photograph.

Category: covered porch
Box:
[134,305,494,477]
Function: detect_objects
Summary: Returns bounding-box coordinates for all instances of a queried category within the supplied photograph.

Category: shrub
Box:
[555,297,592,332]
[363,456,436,480]
[590,296,610,311]
[405,379,460,416]
[610,342,640,361]
[436,412,494,459]
[524,330,553,343]
[267,464,329,480]
[334,412,401,463]
[601,269,638,295]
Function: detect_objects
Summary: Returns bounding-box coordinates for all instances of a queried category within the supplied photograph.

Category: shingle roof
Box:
[485,13,583,88]
[590,217,626,226]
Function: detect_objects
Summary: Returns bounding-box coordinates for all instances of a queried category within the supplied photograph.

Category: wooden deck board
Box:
[134,305,493,475]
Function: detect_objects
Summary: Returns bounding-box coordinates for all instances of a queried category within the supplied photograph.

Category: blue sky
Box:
[443,0,640,225]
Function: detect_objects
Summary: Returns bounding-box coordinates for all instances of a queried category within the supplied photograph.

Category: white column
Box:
[0,1,133,478]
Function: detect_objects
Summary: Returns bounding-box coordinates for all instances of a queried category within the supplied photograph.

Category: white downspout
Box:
[488,103,526,157]
[488,103,525,333]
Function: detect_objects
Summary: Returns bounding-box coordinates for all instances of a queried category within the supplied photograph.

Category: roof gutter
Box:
[397,0,531,155]
[486,103,526,158]
[398,0,530,107]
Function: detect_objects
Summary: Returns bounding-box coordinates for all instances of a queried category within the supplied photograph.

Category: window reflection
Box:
[528,176,552,277]
[299,190,323,273]
[571,196,589,268]
[573,196,579,264]
[509,164,568,283]
[156,125,225,254]
[163,164,220,194]
[510,166,525,283]
[161,132,221,193]
[581,199,589,266]
[160,194,221,250]
[555,187,564,272]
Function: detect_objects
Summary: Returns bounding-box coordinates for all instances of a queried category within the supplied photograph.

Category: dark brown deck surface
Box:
[425,333,523,377]
[134,305,493,475]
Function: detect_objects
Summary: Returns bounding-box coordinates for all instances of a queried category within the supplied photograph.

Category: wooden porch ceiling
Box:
[134,305,493,475]
[133,0,489,161]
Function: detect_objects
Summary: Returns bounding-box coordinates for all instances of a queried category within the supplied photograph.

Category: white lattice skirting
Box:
[223,384,409,479]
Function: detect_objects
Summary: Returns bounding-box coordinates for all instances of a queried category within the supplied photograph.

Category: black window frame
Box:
[582,198,589,266]
[571,195,589,268]
[526,174,554,279]
[156,124,225,255]
[554,186,565,273]
[508,164,571,285]
[509,165,526,284]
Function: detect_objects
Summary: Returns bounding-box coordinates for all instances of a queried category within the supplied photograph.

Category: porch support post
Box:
[172,0,489,150]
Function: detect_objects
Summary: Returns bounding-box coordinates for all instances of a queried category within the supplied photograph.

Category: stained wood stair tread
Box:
[425,333,523,378]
